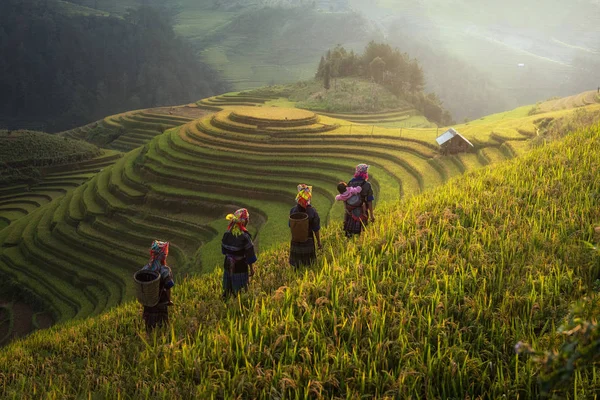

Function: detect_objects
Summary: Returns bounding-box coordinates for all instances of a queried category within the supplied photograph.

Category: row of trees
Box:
[0,0,227,132]
[316,42,425,96]
[316,42,452,125]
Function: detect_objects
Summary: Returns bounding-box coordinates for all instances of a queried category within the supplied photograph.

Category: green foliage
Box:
[0,131,99,166]
[531,109,600,148]
[518,295,600,396]
[323,62,331,91]
[314,42,451,125]
[194,6,375,90]
[268,78,407,113]
[316,42,424,97]
[1,123,600,397]
[0,130,100,185]
[0,0,226,132]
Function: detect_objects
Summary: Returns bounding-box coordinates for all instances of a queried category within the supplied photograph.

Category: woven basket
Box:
[290,212,309,243]
[133,270,161,307]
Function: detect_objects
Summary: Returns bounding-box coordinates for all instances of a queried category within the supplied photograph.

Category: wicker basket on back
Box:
[134,270,161,307]
[290,212,309,243]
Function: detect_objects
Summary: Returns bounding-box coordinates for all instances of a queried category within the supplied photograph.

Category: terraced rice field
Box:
[537,90,600,112]
[196,92,280,111]
[6,90,596,343]
[0,299,53,347]
[63,108,198,152]
[316,107,418,126]
[0,150,122,230]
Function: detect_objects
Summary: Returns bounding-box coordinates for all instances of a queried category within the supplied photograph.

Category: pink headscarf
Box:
[354,163,369,180]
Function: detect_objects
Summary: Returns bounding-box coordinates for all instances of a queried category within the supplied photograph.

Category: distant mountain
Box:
[62,0,600,120]
[347,0,600,119]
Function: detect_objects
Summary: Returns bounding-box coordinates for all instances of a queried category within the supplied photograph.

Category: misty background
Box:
[1,0,598,131]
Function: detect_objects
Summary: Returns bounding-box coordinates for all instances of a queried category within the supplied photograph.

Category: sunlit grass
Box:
[1,124,599,398]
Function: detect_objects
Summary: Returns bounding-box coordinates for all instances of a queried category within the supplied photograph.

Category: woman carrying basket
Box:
[140,240,175,331]
[221,208,257,298]
[289,184,322,268]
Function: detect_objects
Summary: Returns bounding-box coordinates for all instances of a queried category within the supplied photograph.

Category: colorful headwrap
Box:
[295,184,312,208]
[226,208,249,236]
[147,240,169,271]
[354,163,369,180]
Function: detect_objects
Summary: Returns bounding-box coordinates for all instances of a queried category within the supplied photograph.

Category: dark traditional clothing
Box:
[221,229,257,297]
[344,177,375,237]
[289,204,321,268]
[141,240,174,332]
[142,288,169,331]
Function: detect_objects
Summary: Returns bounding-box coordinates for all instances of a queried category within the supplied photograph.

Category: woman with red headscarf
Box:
[221,208,257,298]
[141,240,174,331]
[289,184,322,268]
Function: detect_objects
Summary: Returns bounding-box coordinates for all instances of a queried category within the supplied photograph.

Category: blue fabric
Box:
[348,178,375,202]
[222,270,250,296]
[221,231,257,267]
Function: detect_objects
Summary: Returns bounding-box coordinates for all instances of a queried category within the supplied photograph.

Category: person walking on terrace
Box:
[289,184,322,268]
[141,240,175,331]
[221,208,257,298]
[344,163,375,237]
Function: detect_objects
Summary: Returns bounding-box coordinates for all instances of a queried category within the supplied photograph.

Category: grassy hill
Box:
[0,130,100,170]
[64,1,380,90]
[0,131,106,230]
[1,89,598,347]
[1,119,599,397]
[193,7,378,90]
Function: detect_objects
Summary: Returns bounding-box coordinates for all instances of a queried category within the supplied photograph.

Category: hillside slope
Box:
[0,96,541,342]
[5,89,598,336]
[1,122,599,398]
[0,0,225,132]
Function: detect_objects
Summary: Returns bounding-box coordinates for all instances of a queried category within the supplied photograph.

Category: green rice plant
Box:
[3,98,580,349]
[81,178,105,217]
[1,124,599,398]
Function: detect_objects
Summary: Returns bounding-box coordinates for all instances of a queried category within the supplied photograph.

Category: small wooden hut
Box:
[435,128,474,155]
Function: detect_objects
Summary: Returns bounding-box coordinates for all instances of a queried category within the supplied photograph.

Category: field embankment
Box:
[1,122,599,398]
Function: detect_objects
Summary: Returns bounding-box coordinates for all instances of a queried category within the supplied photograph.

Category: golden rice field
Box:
[0,90,598,359]
[537,90,600,113]
[1,119,599,398]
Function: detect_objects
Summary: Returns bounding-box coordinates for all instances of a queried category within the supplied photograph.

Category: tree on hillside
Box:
[408,60,424,93]
[323,62,331,91]
[316,56,325,78]
[314,40,453,125]
[369,57,386,84]
[316,41,421,97]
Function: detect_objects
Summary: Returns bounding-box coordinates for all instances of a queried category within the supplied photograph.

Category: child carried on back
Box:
[336,182,362,204]
[336,182,366,237]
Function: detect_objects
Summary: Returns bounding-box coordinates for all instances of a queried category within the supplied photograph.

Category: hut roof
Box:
[435,128,474,147]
